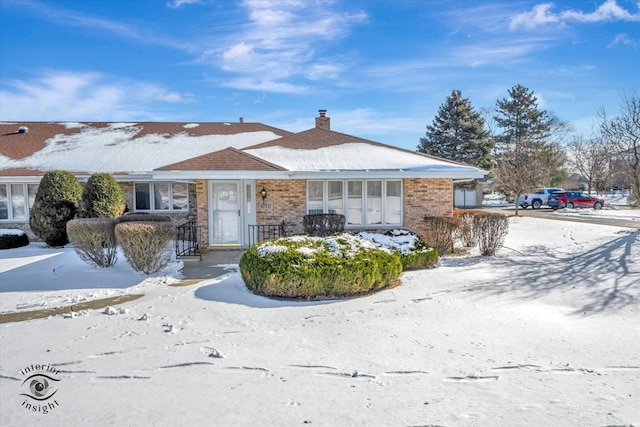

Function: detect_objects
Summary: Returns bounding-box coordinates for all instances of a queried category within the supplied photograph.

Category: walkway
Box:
[180,249,245,280]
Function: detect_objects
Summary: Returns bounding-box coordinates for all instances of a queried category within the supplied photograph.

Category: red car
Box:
[548,191,605,210]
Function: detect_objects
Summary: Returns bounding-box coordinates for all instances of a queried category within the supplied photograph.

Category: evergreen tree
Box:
[80,173,126,218]
[29,170,82,247]
[417,89,493,170]
[492,84,566,214]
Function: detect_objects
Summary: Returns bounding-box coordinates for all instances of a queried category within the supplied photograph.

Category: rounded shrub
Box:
[0,230,29,250]
[67,218,118,268]
[29,170,82,247]
[472,212,509,256]
[117,214,172,223]
[240,233,403,299]
[80,173,126,218]
[423,216,462,255]
[358,229,438,270]
[114,221,175,274]
[453,209,484,247]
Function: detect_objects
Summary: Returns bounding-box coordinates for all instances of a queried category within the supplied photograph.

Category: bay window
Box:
[307,179,402,227]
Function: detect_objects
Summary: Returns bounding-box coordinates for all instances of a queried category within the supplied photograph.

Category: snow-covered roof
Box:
[0,121,486,179]
[0,122,290,175]
[245,142,484,178]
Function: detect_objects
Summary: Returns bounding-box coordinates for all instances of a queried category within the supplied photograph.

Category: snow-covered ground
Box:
[1,211,639,426]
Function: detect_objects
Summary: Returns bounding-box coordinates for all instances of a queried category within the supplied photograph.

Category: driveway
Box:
[485,206,640,229]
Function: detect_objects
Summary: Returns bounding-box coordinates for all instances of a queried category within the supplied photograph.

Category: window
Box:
[0,183,39,221]
[327,181,343,215]
[385,181,402,224]
[307,179,402,227]
[347,181,363,225]
[134,182,188,212]
[307,181,324,214]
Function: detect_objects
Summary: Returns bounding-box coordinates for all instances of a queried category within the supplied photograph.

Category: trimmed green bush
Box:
[67,218,118,268]
[423,216,462,255]
[117,214,172,223]
[80,173,126,218]
[0,230,29,249]
[303,213,346,237]
[472,212,509,256]
[29,170,82,247]
[240,234,402,299]
[358,229,438,270]
[114,221,175,274]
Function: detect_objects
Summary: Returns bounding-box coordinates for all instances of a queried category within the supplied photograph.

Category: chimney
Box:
[315,109,330,130]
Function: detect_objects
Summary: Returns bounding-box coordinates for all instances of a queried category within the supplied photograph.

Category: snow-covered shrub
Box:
[29,170,82,247]
[240,233,402,299]
[79,173,126,219]
[472,212,509,256]
[423,216,462,254]
[358,229,438,270]
[0,229,29,250]
[114,222,175,274]
[303,213,346,237]
[67,218,118,267]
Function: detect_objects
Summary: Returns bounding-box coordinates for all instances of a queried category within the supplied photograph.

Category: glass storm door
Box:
[210,181,240,245]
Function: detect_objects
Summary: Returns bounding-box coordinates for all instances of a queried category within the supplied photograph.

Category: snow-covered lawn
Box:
[1,214,639,426]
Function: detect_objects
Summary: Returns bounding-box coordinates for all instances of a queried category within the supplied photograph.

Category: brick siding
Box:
[256,179,307,235]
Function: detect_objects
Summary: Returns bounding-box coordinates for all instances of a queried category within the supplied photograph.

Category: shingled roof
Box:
[156,147,286,171]
[0,121,291,174]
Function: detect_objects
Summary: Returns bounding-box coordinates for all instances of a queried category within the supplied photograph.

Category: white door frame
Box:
[208,180,255,247]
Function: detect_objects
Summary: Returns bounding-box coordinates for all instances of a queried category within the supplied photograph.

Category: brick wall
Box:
[404,178,454,238]
[195,179,209,249]
[256,179,307,235]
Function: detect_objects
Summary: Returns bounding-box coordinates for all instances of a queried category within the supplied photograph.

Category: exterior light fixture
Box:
[260,186,267,201]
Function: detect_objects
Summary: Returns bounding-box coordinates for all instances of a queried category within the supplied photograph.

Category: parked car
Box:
[548,191,605,210]
[519,187,564,209]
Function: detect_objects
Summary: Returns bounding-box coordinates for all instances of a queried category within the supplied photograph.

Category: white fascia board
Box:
[289,169,487,180]
[0,175,43,183]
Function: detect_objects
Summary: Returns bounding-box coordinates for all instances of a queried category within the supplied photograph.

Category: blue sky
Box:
[1,0,638,150]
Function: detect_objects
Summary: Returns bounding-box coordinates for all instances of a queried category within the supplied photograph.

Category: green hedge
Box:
[0,231,29,250]
[29,170,82,247]
[79,173,126,218]
[240,234,403,299]
[357,229,438,270]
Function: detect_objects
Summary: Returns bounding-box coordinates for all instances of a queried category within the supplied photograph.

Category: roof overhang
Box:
[151,170,293,180]
[289,169,487,180]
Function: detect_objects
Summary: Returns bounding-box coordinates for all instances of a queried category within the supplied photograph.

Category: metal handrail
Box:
[175,221,201,259]
[248,221,286,246]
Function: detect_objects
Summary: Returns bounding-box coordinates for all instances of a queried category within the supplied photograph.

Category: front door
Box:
[210,181,241,245]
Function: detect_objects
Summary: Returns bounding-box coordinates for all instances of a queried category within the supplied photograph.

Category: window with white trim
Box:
[0,183,39,221]
[134,182,189,212]
[307,180,402,226]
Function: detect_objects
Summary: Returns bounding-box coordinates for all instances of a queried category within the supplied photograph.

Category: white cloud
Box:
[0,71,194,122]
[510,0,640,30]
[218,77,308,94]
[10,0,195,52]
[167,0,202,8]
[202,0,367,93]
[609,33,639,47]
